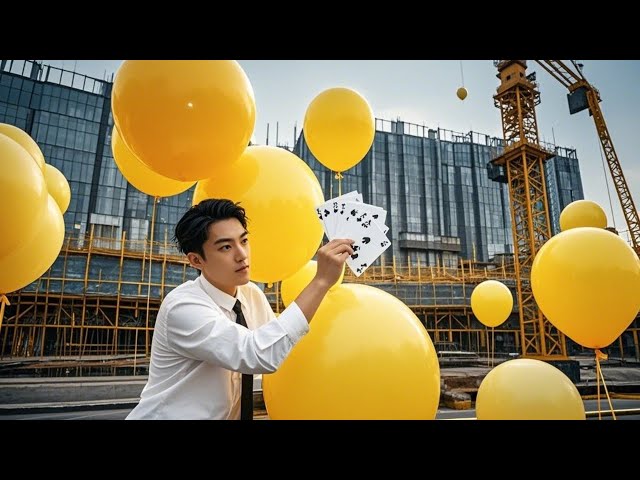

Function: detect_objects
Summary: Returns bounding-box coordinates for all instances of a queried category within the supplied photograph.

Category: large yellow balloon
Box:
[193,145,324,284]
[112,60,256,182]
[456,87,468,101]
[559,199,607,231]
[263,284,440,419]
[531,227,640,349]
[44,164,71,214]
[0,123,45,172]
[303,87,375,173]
[280,260,344,307]
[470,280,513,327]
[0,195,64,294]
[0,133,48,256]
[476,358,585,420]
[111,127,195,197]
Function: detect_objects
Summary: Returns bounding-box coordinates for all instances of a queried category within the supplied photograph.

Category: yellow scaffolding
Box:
[1,233,638,375]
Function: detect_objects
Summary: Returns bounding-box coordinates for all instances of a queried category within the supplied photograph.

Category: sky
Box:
[44,60,640,243]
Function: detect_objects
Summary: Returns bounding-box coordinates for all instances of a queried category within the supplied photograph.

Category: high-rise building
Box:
[294,119,584,267]
[0,60,194,250]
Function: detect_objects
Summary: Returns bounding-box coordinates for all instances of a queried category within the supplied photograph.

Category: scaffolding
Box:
[1,231,638,376]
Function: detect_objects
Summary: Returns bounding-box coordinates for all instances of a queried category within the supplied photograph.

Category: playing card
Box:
[343,217,391,277]
[315,191,362,240]
[333,200,387,239]
[315,191,391,276]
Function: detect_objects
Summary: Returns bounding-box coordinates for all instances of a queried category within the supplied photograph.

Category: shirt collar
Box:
[197,275,247,313]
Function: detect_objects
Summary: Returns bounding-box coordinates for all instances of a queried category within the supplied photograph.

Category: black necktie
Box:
[233,299,253,420]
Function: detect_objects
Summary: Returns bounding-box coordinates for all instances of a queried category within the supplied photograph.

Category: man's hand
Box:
[292,238,353,323]
[314,239,354,289]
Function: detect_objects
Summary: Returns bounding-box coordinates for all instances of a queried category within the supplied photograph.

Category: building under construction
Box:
[0,60,638,376]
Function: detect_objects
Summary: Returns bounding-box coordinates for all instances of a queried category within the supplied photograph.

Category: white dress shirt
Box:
[126,275,309,420]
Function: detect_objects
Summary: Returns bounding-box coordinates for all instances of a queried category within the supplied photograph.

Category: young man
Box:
[126,198,353,420]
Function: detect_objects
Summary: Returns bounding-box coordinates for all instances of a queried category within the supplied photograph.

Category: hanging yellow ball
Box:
[457,87,468,100]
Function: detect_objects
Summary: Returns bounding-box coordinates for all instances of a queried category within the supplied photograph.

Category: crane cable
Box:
[598,140,617,229]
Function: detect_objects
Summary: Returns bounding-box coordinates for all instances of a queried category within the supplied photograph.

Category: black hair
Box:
[174,199,248,259]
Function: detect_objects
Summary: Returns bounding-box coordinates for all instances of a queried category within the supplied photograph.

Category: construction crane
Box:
[534,60,640,256]
[490,60,564,359]
[490,60,639,359]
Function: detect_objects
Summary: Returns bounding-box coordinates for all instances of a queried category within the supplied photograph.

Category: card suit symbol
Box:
[351,253,359,260]
[362,237,371,244]
[323,209,330,217]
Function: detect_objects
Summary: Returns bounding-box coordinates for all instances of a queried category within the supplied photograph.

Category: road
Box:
[1,398,638,420]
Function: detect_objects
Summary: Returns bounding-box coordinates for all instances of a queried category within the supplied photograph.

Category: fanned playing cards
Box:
[315,191,391,277]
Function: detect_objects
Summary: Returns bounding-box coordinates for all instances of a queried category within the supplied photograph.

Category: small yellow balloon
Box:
[559,199,607,231]
[0,195,65,294]
[476,358,585,420]
[193,145,325,284]
[111,127,195,197]
[0,133,48,256]
[470,280,513,328]
[0,123,45,172]
[531,227,640,349]
[44,164,71,214]
[280,260,344,307]
[303,87,375,173]
[112,60,256,181]
[456,87,468,101]
[263,284,440,419]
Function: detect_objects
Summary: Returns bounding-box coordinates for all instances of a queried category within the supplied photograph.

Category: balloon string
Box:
[0,294,10,335]
[334,171,343,197]
[595,349,616,420]
[491,327,495,368]
[459,60,465,87]
[485,329,490,368]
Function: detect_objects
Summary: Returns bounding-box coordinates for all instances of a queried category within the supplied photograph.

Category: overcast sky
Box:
[44,59,640,243]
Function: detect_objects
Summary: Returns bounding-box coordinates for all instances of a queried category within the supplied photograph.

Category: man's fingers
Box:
[324,238,354,248]
[328,242,354,257]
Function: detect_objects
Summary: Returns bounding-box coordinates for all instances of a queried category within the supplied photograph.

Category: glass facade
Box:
[295,119,583,267]
[545,147,584,235]
[0,60,194,252]
[2,60,584,275]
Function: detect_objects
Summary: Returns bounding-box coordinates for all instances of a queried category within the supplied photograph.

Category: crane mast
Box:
[490,60,566,358]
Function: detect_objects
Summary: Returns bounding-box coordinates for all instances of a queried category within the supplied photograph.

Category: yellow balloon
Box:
[0,123,45,172]
[111,127,195,197]
[531,227,640,349]
[470,280,513,327]
[456,86,468,100]
[263,284,440,419]
[560,199,607,231]
[476,358,585,420]
[44,164,71,214]
[303,87,375,173]
[0,133,48,256]
[112,60,256,182]
[280,260,344,307]
[0,195,64,294]
[193,145,325,284]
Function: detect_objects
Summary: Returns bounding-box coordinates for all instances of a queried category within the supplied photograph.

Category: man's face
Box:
[187,218,250,296]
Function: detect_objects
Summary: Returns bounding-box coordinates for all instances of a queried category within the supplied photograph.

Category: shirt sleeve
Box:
[165,296,309,374]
